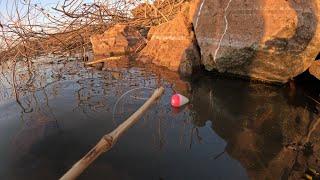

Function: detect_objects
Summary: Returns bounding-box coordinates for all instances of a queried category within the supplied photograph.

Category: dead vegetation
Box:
[0,0,187,127]
[0,0,187,62]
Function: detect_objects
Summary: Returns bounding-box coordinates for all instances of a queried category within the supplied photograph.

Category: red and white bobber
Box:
[171,94,189,107]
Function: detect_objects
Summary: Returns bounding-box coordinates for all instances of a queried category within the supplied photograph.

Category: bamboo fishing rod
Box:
[60,87,165,180]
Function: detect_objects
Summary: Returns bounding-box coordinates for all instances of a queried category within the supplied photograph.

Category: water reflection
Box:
[0,56,319,179]
[190,75,320,179]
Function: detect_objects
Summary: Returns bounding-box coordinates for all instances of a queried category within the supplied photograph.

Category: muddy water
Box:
[0,56,319,180]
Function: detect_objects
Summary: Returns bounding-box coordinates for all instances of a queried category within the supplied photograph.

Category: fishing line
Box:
[112,87,156,125]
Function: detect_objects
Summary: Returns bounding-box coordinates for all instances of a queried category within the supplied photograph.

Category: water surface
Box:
[0,56,319,180]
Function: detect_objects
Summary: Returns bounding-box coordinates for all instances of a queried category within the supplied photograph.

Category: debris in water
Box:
[304,167,320,180]
[171,94,189,107]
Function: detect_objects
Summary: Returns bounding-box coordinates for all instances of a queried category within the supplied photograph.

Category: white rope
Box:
[195,0,206,30]
[213,0,233,63]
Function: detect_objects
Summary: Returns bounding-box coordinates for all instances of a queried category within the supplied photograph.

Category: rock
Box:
[138,3,201,76]
[193,0,320,83]
[138,26,150,39]
[90,24,146,56]
[309,61,320,80]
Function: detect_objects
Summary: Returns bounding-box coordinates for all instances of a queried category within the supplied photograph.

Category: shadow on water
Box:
[0,56,319,179]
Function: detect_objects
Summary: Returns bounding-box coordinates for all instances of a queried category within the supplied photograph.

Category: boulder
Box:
[138,3,201,76]
[90,24,146,56]
[309,60,320,80]
[193,0,320,83]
